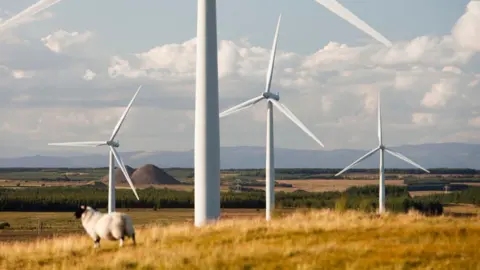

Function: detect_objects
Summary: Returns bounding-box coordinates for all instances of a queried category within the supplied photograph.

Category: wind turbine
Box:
[219,15,325,221]
[48,86,142,213]
[334,92,430,214]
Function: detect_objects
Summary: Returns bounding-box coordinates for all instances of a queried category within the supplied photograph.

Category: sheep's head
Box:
[74,205,87,219]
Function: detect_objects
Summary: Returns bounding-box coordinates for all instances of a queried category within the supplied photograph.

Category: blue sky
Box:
[8,0,472,53]
[0,0,479,157]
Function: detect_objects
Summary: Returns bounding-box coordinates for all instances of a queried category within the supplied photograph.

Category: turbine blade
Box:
[48,141,107,147]
[385,148,430,173]
[314,0,392,47]
[110,146,140,200]
[378,91,382,145]
[219,95,264,118]
[265,14,282,93]
[109,85,142,141]
[335,147,380,176]
[270,99,325,148]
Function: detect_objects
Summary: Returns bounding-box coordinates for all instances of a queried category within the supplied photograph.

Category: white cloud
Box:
[41,30,93,53]
[442,65,462,74]
[421,79,456,108]
[468,74,480,87]
[83,69,96,81]
[412,113,435,125]
[452,1,480,52]
[394,71,418,90]
[11,69,35,79]
[372,36,473,66]
[468,116,480,127]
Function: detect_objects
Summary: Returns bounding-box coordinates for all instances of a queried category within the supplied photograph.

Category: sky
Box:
[0,0,479,157]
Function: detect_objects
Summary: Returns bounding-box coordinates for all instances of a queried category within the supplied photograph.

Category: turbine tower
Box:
[219,15,325,221]
[48,86,142,213]
[335,92,430,213]
[194,0,221,227]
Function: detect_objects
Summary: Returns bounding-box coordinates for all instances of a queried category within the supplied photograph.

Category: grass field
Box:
[1,204,479,243]
[0,209,479,269]
[0,208,295,242]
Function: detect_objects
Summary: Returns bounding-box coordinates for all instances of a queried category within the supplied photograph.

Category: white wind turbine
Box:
[48,86,142,213]
[219,15,325,221]
[335,92,430,214]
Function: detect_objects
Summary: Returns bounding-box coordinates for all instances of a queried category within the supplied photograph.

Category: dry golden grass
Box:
[0,208,278,242]
[1,209,479,269]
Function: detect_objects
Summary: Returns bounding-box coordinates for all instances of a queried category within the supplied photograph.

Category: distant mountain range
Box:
[0,143,479,169]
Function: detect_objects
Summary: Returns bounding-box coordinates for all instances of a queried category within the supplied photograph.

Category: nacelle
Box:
[262,92,280,101]
[107,141,120,148]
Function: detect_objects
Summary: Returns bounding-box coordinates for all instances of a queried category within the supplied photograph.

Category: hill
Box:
[100,166,135,184]
[0,210,478,269]
[1,142,480,169]
[130,164,181,185]
[99,164,180,185]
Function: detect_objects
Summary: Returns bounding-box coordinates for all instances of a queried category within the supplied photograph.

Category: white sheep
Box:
[74,205,136,248]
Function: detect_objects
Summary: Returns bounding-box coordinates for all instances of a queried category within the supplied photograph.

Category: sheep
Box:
[74,205,136,248]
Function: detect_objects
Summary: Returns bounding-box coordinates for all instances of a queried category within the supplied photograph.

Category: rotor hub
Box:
[263,92,280,101]
[107,141,120,147]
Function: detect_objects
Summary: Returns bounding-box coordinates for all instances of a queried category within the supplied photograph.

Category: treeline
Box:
[0,185,449,215]
[404,178,480,185]
[419,187,480,206]
[226,179,293,188]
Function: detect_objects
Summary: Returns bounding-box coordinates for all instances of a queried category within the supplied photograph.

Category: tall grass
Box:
[0,209,479,269]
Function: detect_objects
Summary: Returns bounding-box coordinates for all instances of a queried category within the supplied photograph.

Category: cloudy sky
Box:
[0,0,479,157]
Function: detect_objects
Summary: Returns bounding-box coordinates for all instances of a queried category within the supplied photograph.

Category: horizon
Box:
[0,141,478,170]
[3,141,478,158]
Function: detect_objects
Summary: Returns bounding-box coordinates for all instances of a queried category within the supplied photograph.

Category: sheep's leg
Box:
[132,233,136,246]
[94,238,100,249]
[119,237,124,247]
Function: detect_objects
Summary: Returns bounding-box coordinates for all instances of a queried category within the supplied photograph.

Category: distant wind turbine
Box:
[219,15,325,221]
[48,86,142,213]
[335,92,430,213]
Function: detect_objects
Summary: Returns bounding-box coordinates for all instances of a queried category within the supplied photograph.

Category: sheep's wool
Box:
[81,207,135,241]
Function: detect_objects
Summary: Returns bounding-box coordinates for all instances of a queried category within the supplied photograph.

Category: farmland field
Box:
[1,167,480,197]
